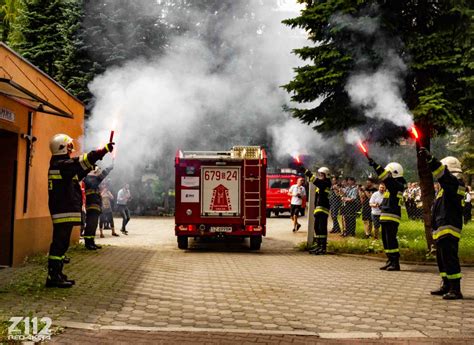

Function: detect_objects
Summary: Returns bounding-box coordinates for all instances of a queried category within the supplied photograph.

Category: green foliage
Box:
[0,0,21,41]
[284,0,473,138]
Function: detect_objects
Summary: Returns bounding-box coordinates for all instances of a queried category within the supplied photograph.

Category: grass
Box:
[299,209,474,264]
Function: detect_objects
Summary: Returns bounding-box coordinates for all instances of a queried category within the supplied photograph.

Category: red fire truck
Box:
[266,169,307,217]
[174,146,267,250]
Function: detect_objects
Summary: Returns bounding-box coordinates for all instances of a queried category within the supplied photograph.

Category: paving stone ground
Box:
[1,216,474,344]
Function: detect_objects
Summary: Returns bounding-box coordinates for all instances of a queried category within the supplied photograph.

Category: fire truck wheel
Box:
[249,236,262,250]
[266,210,271,218]
[177,236,188,249]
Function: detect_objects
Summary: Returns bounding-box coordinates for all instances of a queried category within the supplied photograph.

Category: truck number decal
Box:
[204,170,238,181]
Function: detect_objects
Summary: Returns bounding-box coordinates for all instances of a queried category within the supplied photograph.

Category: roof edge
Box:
[0,42,85,107]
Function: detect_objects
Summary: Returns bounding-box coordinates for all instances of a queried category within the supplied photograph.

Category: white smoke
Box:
[331,12,414,138]
[85,1,324,177]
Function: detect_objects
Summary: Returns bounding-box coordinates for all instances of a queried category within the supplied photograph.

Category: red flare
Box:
[294,155,301,164]
[109,130,115,143]
[410,126,420,141]
[358,141,368,154]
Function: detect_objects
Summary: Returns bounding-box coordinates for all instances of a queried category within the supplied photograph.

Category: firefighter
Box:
[47,134,113,288]
[419,149,465,299]
[300,166,332,255]
[83,166,113,250]
[367,158,406,271]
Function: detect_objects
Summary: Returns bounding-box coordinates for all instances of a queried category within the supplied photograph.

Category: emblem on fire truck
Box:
[209,184,232,211]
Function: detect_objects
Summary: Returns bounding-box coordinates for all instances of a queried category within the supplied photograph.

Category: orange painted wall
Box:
[0,44,85,266]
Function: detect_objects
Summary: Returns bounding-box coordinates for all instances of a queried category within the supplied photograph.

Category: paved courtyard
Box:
[1,216,474,343]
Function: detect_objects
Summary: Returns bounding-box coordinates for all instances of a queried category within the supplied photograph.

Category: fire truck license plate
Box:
[210,226,232,233]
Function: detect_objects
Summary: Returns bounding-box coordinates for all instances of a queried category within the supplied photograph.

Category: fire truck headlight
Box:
[186,209,192,216]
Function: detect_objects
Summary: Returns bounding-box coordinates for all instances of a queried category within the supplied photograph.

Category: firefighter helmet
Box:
[318,167,330,176]
[440,156,462,174]
[385,162,404,178]
[49,134,74,155]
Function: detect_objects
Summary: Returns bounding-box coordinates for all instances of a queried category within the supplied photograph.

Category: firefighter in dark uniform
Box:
[300,166,332,255]
[419,148,465,299]
[83,166,113,250]
[368,159,406,271]
[47,134,113,288]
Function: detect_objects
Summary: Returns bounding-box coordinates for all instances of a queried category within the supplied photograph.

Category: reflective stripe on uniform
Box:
[457,186,466,197]
[314,235,327,238]
[433,225,461,240]
[53,217,82,224]
[380,213,401,223]
[314,206,329,215]
[51,212,82,224]
[79,153,92,170]
[86,189,100,195]
[379,170,389,180]
[48,174,62,179]
[86,205,101,211]
[447,273,462,280]
[83,236,95,239]
[384,248,399,253]
[432,164,445,179]
[440,272,447,277]
[48,255,63,260]
[309,175,316,183]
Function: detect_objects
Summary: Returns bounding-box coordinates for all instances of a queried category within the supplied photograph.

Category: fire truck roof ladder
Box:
[242,147,262,226]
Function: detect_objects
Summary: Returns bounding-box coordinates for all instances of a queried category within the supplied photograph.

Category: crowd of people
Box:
[293,177,473,238]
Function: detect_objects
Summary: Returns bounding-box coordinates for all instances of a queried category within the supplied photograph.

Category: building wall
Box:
[0,44,85,266]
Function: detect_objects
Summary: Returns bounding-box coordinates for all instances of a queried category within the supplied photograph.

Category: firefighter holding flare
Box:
[367,158,406,271]
[299,165,332,255]
[419,148,465,299]
[47,134,114,288]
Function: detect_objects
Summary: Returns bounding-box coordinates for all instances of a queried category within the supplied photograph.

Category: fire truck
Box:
[266,169,306,217]
[174,146,267,250]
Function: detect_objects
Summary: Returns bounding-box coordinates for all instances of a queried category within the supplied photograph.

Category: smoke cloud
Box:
[85,0,331,184]
[331,11,414,135]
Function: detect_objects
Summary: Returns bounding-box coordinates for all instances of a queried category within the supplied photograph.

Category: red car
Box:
[266,170,307,217]
[175,146,267,250]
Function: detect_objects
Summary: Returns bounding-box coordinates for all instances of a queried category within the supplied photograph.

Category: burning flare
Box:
[410,126,420,141]
[358,141,368,155]
[294,155,301,164]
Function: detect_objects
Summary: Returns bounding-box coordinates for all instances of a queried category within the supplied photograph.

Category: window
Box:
[269,178,291,189]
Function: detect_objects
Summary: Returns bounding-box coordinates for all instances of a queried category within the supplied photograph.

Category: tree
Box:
[1,0,21,42]
[12,0,71,77]
[284,1,473,249]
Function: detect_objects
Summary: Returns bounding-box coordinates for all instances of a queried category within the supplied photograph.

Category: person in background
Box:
[339,178,348,234]
[288,177,306,232]
[369,183,385,240]
[83,166,113,250]
[464,186,472,225]
[360,178,378,238]
[329,177,342,233]
[117,183,132,235]
[342,177,358,237]
[99,185,119,238]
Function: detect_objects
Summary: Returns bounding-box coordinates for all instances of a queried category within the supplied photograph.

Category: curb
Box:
[336,253,474,267]
[56,321,438,339]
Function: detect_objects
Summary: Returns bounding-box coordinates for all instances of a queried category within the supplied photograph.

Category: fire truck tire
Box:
[266,210,271,218]
[249,236,262,250]
[177,236,188,249]
[275,211,280,217]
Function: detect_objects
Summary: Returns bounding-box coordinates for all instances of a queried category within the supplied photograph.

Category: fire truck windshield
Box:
[268,178,291,189]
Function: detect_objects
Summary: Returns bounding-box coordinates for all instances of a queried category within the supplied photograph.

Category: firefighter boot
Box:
[45,260,73,288]
[92,239,102,249]
[314,239,327,255]
[380,259,391,270]
[84,238,96,250]
[309,239,321,254]
[443,279,463,300]
[386,256,401,271]
[430,278,450,296]
[59,260,75,285]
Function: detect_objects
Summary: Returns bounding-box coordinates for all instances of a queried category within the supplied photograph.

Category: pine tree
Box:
[284,1,473,249]
[13,0,70,77]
